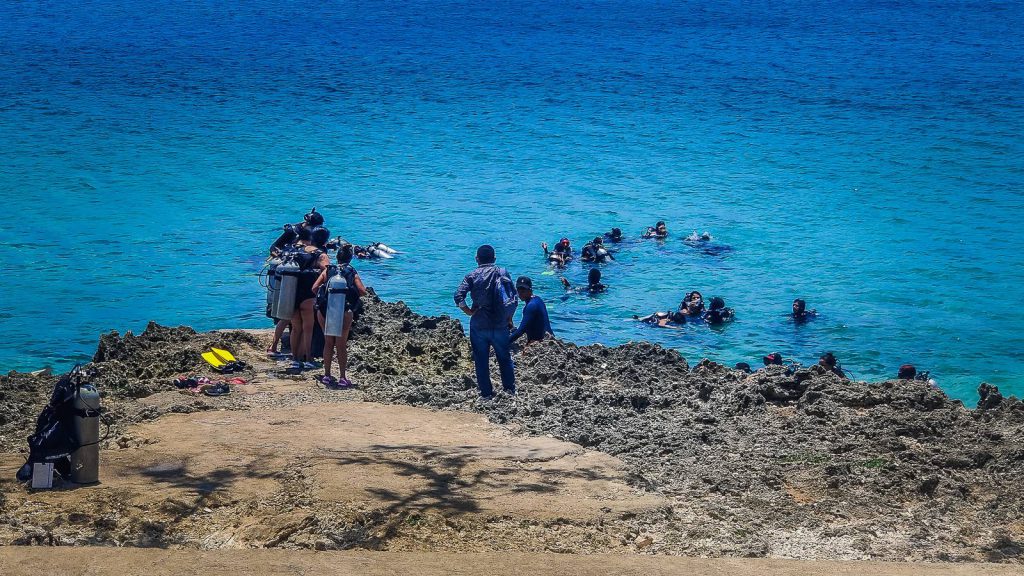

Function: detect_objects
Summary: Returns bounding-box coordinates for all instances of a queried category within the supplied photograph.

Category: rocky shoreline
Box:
[1,293,1022,562]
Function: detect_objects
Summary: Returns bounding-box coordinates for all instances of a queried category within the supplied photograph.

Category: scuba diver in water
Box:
[542,238,574,267]
[818,352,847,378]
[898,364,917,380]
[642,221,668,239]
[760,352,798,375]
[604,228,624,243]
[681,291,706,317]
[791,299,817,322]
[898,364,936,386]
[634,307,688,329]
[581,236,614,263]
[704,296,735,325]
[561,268,607,295]
[635,292,698,328]
[683,230,733,257]
[354,242,399,260]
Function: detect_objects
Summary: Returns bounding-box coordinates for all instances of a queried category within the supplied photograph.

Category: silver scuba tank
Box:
[70,383,101,484]
[324,270,349,337]
[274,260,300,320]
[266,258,283,319]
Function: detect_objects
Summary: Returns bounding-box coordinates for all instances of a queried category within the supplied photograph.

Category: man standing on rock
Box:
[454,245,518,400]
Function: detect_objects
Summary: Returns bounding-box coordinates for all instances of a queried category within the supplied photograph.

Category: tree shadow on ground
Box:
[323,443,621,519]
[128,456,284,524]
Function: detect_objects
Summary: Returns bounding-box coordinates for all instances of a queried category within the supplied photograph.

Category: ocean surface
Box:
[1,0,1022,403]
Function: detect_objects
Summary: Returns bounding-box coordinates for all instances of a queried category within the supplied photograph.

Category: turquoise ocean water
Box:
[1,1,1022,402]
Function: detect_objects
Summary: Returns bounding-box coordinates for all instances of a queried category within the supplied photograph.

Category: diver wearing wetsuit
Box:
[704,296,735,325]
[354,242,397,259]
[681,291,706,317]
[635,308,688,328]
[791,299,817,322]
[581,237,614,263]
[642,221,668,239]
[604,228,624,243]
[542,238,573,267]
[561,268,607,294]
[818,352,846,378]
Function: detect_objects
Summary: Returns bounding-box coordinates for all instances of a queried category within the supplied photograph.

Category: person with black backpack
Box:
[454,244,519,400]
[313,244,367,389]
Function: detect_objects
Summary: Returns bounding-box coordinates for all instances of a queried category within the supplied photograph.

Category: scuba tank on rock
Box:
[324,269,350,337]
[71,383,101,484]
[274,260,301,320]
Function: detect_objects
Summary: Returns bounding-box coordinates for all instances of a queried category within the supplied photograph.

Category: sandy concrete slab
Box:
[0,402,666,548]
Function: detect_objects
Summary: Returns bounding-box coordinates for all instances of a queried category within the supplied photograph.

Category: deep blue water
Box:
[1,0,1022,403]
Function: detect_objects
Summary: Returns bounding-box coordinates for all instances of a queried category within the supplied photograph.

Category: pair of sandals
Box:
[320,375,353,390]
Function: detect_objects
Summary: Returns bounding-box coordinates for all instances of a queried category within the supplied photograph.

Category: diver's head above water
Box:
[682,291,704,314]
[793,298,806,315]
[898,364,917,380]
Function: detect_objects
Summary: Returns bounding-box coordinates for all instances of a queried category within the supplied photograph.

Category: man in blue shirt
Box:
[510,276,554,348]
[454,245,517,399]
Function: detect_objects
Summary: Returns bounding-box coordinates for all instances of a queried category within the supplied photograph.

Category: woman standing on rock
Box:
[289,226,331,371]
[313,244,367,388]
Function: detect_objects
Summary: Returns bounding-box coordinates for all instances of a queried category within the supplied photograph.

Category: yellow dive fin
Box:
[210,348,237,363]
[201,351,227,368]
